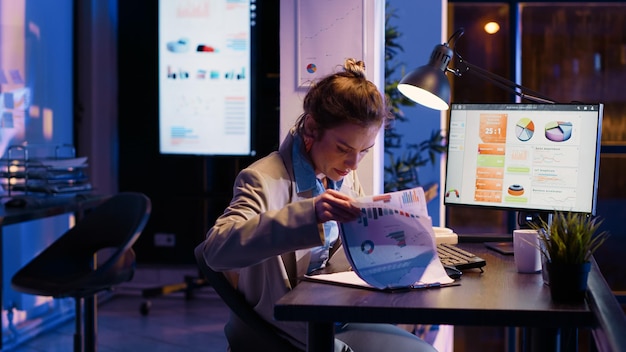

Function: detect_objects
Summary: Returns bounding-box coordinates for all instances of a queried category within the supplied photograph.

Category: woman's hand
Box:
[314,189,362,223]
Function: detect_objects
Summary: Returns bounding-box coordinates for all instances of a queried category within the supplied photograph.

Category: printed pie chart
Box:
[545,121,573,142]
[515,117,534,141]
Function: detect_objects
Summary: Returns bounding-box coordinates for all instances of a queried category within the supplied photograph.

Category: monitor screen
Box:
[157,0,256,156]
[444,103,603,215]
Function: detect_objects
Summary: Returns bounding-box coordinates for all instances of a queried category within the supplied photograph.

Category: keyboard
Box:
[437,243,486,271]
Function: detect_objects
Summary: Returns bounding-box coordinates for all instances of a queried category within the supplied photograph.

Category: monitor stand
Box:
[481,211,550,256]
[484,241,514,255]
[454,232,514,255]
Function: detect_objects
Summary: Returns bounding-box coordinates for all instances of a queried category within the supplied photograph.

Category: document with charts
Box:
[335,187,454,290]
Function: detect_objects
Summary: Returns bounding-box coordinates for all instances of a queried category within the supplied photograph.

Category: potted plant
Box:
[530,211,610,303]
[384,130,446,193]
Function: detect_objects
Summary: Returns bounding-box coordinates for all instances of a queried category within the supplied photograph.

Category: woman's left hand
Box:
[314,189,361,223]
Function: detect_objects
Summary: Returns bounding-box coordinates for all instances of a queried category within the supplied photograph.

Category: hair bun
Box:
[344,58,366,78]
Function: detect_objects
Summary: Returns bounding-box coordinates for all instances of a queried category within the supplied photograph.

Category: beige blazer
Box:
[197,129,364,347]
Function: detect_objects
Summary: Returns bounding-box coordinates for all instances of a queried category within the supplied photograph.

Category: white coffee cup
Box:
[513,229,542,273]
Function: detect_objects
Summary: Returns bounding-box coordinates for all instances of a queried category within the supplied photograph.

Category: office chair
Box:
[11,192,151,352]
[193,246,302,352]
[139,273,208,315]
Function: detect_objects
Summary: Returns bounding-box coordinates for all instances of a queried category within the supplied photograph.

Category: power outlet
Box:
[154,232,176,247]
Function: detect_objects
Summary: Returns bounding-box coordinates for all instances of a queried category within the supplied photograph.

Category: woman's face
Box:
[309,122,381,182]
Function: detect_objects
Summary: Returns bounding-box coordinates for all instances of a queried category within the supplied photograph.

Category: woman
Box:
[198,59,435,352]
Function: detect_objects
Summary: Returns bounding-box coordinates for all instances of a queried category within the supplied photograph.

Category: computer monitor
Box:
[444,103,603,216]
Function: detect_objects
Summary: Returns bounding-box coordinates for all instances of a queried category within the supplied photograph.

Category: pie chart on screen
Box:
[515,117,535,141]
[545,121,573,142]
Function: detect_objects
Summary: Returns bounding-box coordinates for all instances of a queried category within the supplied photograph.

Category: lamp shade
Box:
[397,43,454,111]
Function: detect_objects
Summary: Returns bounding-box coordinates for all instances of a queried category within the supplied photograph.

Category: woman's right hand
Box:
[314,189,362,223]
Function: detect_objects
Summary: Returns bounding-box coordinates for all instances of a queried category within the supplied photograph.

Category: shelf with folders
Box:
[0,144,92,197]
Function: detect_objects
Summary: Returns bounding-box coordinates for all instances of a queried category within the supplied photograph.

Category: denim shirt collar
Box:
[292,134,342,194]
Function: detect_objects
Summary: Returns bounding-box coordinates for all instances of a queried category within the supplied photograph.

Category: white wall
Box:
[279,0,385,196]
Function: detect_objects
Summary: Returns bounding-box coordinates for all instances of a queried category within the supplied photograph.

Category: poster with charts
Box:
[296,0,364,88]
[338,187,453,290]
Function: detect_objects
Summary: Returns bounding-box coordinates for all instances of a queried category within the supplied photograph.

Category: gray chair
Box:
[193,246,302,352]
[11,192,151,352]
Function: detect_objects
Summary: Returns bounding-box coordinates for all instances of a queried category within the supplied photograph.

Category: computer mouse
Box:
[5,197,28,208]
[444,265,463,280]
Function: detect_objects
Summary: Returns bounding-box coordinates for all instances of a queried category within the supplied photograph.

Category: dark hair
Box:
[295,58,391,136]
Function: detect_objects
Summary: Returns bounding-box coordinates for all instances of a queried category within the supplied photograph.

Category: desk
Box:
[274,243,623,352]
[0,194,108,349]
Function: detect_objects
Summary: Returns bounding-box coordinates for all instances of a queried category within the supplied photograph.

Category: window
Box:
[447,1,626,291]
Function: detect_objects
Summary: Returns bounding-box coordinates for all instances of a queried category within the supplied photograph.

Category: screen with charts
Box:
[158,0,256,156]
[444,103,603,215]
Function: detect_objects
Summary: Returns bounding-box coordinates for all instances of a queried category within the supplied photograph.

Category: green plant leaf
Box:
[530,211,610,264]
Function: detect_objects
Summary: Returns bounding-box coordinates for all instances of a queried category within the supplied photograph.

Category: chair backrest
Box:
[11,192,152,298]
[193,246,301,352]
[63,192,151,253]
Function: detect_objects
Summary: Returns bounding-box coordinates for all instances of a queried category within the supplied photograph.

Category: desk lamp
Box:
[397,28,557,110]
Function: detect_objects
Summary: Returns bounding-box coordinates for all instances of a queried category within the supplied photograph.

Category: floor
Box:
[7,263,590,352]
[6,265,230,352]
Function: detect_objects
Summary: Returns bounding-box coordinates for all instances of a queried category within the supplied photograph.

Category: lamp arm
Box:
[452,58,558,104]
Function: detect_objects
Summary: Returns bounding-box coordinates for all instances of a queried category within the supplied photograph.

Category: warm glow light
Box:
[43,108,53,140]
[397,83,449,111]
[484,22,500,34]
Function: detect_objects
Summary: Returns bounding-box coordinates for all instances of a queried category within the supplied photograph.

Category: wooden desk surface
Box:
[274,243,593,328]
